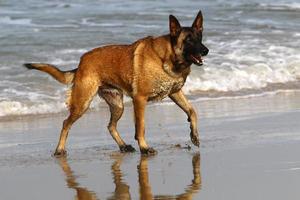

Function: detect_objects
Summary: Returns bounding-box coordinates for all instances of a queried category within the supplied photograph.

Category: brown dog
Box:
[24,10,209,156]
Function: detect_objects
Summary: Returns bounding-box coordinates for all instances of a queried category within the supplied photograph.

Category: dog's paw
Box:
[120,144,136,153]
[140,147,157,156]
[53,149,67,157]
[190,133,200,147]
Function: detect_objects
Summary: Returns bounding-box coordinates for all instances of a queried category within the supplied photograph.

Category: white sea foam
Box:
[58,49,88,54]
[0,143,20,149]
[0,96,107,117]
[0,101,66,117]
[258,3,300,11]
[34,23,79,28]
[0,16,78,28]
[81,18,124,27]
[183,61,300,93]
[132,24,161,28]
[294,33,300,37]
[0,16,32,26]
[51,58,79,66]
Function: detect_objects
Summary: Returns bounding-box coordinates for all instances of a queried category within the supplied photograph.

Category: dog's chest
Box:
[149,75,185,101]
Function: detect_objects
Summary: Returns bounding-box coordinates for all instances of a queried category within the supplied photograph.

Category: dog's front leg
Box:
[133,96,157,155]
[169,90,200,147]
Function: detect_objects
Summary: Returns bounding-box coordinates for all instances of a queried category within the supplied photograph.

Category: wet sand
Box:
[1,91,300,199]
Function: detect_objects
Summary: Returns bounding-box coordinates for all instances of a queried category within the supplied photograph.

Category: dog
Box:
[23,10,209,156]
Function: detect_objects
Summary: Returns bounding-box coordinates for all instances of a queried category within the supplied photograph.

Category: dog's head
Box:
[169,10,209,66]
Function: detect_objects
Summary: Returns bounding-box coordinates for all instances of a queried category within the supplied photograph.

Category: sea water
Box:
[0,0,300,117]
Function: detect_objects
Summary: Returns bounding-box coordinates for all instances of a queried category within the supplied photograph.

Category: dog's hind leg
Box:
[54,76,100,156]
[99,88,136,153]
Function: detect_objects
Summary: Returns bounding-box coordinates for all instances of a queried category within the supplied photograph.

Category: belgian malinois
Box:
[24,10,209,156]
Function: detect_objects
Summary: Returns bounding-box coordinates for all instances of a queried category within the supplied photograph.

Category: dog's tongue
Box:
[190,54,203,65]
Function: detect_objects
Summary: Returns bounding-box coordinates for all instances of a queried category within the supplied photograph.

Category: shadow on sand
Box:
[56,153,201,200]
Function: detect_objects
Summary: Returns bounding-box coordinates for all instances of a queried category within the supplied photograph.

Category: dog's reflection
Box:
[57,153,201,200]
[57,157,98,200]
[138,154,201,200]
[108,155,132,200]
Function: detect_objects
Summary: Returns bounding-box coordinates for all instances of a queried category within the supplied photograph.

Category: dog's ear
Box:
[169,15,181,37]
[192,10,203,32]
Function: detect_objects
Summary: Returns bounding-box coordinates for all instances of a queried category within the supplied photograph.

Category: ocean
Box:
[1,0,300,117]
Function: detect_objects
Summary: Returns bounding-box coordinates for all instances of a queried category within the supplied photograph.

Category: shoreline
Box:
[1,88,300,122]
[1,89,300,199]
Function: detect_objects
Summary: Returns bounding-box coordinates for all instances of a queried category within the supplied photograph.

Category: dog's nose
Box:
[202,48,209,56]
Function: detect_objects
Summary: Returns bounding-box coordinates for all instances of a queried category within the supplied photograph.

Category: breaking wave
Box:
[184,61,300,94]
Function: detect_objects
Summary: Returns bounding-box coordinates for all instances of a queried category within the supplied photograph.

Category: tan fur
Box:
[24,63,76,84]
[65,87,72,109]
[24,11,205,155]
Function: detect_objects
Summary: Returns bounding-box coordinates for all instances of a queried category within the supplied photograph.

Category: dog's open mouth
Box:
[190,54,203,66]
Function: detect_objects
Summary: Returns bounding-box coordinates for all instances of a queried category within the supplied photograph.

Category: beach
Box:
[1,0,300,199]
[1,91,300,199]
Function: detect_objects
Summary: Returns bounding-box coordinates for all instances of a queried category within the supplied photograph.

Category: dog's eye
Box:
[186,36,192,42]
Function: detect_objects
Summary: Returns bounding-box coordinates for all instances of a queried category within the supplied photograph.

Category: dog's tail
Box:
[23,63,77,85]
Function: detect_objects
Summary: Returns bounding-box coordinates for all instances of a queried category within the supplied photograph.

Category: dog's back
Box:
[76,44,136,94]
